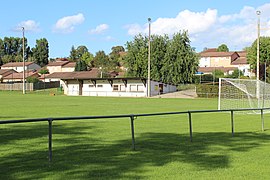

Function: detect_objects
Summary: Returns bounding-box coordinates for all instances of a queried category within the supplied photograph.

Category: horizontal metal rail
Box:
[0,107,269,162]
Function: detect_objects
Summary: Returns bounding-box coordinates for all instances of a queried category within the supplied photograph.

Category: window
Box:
[89,85,94,88]
[120,85,126,91]
[130,85,137,92]
[113,85,119,91]
[97,85,103,88]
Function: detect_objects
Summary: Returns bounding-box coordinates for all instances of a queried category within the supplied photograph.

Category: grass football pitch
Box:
[0,91,270,179]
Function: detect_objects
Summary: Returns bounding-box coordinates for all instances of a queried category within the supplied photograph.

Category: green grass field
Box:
[1,90,270,179]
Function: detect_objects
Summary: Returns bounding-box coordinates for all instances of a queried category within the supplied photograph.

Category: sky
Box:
[1,0,270,58]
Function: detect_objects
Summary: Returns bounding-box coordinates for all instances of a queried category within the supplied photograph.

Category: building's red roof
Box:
[3,72,39,79]
[62,62,76,68]
[1,62,35,67]
[47,61,69,67]
[46,68,99,79]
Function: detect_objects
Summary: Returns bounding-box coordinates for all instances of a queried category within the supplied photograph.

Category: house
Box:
[2,71,39,83]
[1,62,41,72]
[46,61,75,73]
[198,49,251,77]
[46,70,176,97]
[62,62,76,72]
[0,69,17,82]
[231,51,252,77]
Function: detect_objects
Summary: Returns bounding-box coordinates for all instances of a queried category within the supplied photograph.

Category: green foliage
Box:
[213,69,224,80]
[69,45,90,62]
[247,36,270,79]
[38,68,49,74]
[217,44,229,52]
[125,32,198,84]
[109,46,125,68]
[32,38,49,67]
[125,34,148,77]
[69,45,77,61]
[0,37,32,64]
[226,69,243,78]
[196,84,219,97]
[26,76,40,83]
[75,60,87,71]
[81,52,94,67]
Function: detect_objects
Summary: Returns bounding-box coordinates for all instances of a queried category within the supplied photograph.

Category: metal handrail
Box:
[1,107,269,162]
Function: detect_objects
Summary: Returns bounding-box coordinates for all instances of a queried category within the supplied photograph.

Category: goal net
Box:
[218,78,270,113]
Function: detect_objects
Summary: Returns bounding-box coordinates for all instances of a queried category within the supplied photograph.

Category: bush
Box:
[26,76,40,83]
[196,84,219,98]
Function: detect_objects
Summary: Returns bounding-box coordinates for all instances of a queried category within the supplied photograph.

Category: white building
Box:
[45,71,177,97]
[62,78,176,97]
[1,62,41,72]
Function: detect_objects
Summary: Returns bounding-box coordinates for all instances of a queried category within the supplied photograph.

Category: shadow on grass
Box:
[0,124,270,179]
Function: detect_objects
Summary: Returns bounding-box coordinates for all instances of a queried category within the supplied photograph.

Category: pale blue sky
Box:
[1,0,270,58]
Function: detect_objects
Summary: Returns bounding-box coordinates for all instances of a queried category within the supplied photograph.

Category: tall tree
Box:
[75,60,87,71]
[125,34,148,77]
[124,32,198,84]
[161,31,198,84]
[109,46,125,68]
[217,44,229,52]
[247,36,270,79]
[81,51,94,67]
[151,35,169,81]
[76,45,88,59]
[32,38,49,67]
[69,45,77,61]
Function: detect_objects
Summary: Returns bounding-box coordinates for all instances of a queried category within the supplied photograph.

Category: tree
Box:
[124,32,198,84]
[125,34,148,77]
[217,44,229,52]
[81,51,94,67]
[150,35,169,81]
[69,45,77,61]
[109,46,125,67]
[161,31,198,84]
[32,38,49,67]
[75,60,87,71]
[228,69,243,78]
[76,46,88,59]
[247,36,270,79]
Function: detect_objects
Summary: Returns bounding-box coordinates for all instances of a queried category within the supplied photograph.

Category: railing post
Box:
[231,110,234,137]
[130,115,135,150]
[261,109,264,132]
[48,118,53,162]
[188,112,193,142]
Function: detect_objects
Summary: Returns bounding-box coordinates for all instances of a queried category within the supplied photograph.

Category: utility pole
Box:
[147,18,151,97]
[22,27,26,94]
[256,11,261,103]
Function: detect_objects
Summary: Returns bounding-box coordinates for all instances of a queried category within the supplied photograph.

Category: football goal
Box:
[218,78,270,113]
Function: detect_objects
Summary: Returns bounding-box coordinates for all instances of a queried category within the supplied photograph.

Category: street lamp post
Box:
[147,18,151,97]
[22,27,26,94]
[256,11,261,102]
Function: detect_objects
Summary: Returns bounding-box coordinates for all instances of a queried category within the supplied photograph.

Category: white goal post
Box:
[218,78,270,113]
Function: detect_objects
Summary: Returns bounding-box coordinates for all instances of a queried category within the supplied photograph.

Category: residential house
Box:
[46,61,75,73]
[2,71,39,83]
[1,62,41,72]
[0,69,17,82]
[198,49,251,76]
[46,70,176,97]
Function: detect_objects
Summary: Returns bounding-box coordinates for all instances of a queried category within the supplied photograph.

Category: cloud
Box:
[125,9,217,36]
[14,20,40,32]
[125,3,270,51]
[89,24,109,34]
[53,13,85,33]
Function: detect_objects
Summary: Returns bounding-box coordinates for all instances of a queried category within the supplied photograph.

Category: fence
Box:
[0,81,60,91]
[0,107,269,162]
